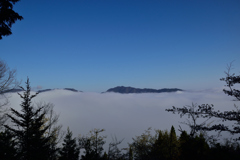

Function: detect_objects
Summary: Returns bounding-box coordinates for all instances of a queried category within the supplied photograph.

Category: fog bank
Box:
[5,89,237,148]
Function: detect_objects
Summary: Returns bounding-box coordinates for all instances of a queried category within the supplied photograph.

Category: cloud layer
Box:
[5,89,237,148]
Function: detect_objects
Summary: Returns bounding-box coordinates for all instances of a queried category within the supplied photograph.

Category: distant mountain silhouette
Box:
[38,89,53,93]
[4,87,182,94]
[4,88,82,93]
[38,88,82,93]
[64,88,79,92]
[105,86,183,94]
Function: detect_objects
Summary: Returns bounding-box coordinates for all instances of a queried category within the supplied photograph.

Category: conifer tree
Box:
[59,127,80,160]
[169,126,179,160]
[179,131,190,160]
[0,0,23,39]
[179,131,209,160]
[153,130,169,159]
[4,78,52,160]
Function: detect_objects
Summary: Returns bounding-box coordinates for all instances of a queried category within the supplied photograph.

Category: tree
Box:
[130,127,180,160]
[166,103,212,139]
[221,62,240,101]
[40,102,63,160]
[0,59,19,128]
[128,146,133,160]
[79,128,107,160]
[151,127,179,160]
[4,78,53,160]
[179,131,209,160]
[166,63,240,141]
[152,130,169,160]
[0,0,23,39]
[0,129,18,160]
[59,127,80,160]
[107,136,126,160]
[169,126,179,160]
[130,128,159,160]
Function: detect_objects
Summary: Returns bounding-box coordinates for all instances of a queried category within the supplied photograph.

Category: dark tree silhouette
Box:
[5,78,53,160]
[0,129,18,160]
[220,63,240,101]
[107,136,126,160]
[79,129,106,160]
[169,126,179,160]
[166,63,240,141]
[0,0,23,39]
[179,131,209,160]
[0,59,19,128]
[59,127,80,160]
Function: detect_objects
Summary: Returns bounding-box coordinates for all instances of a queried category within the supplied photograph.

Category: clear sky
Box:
[1,0,240,92]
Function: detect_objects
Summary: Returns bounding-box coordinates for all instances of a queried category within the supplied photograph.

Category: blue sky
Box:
[1,0,240,92]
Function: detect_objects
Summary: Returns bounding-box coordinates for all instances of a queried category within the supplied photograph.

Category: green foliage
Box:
[79,128,106,160]
[0,0,23,39]
[59,127,79,160]
[152,130,169,159]
[152,126,179,160]
[130,127,158,160]
[129,126,213,160]
[130,127,180,160]
[169,126,179,160]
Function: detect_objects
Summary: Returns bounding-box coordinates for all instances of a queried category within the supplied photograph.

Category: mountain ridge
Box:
[104,86,183,94]
[4,88,82,93]
[4,86,183,94]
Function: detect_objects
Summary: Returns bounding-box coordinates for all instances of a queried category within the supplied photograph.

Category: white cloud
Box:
[4,89,238,149]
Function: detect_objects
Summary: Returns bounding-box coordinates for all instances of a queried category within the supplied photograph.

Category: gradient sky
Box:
[1,0,240,92]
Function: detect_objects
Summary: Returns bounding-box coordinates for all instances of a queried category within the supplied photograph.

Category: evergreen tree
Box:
[169,126,179,160]
[0,0,23,39]
[4,78,52,160]
[152,130,169,160]
[179,131,209,160]
[179,131,190,160]
[59,127,80,160]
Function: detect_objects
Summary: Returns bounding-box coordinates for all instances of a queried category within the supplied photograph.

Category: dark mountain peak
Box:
[38,88,82,93]
[105,86,183,94]
[64,88,81,92]
[38,89,53,93]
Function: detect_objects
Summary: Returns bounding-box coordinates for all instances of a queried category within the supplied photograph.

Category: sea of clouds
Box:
[4,88,239,149]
